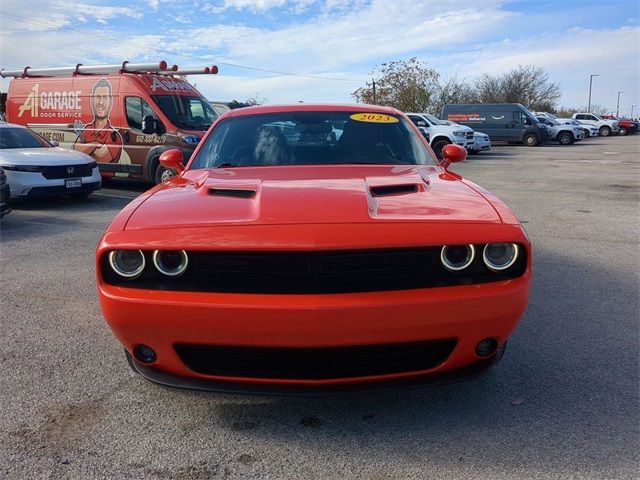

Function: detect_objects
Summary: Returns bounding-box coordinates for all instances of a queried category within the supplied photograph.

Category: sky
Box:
[0,0,638,115]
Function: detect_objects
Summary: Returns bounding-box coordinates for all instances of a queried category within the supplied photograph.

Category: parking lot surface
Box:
[1,136,638,480]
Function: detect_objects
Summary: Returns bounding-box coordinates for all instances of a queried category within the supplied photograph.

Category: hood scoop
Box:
[369,183,421,197]
[208,188,256,198]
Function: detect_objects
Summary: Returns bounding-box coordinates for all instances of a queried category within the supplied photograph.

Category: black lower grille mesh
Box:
[174,339,457,380]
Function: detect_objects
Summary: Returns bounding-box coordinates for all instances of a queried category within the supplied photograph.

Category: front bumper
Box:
[98,274,530,392]
[6,168,102,198]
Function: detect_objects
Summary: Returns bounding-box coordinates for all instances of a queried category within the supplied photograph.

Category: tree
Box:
[554,104,608,117]
[474,65,562,111]
[244,94,269,106]
[429,74,478,116]
[352,58,439,112]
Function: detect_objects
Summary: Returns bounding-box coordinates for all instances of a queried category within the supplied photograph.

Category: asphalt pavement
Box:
[0,135,638,480]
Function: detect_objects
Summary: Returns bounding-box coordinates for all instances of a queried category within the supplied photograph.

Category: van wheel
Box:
[524,134,539,146]
[599,126,611,137]
[431,139,450,159]
[557,132,574,145]
[619,127,628,136]
[582,129,590,138]
[154,164,176,184]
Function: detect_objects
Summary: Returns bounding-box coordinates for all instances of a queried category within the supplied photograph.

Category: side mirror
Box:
[142,115,157,134]
[159,149,185,174]
[440,144,467,169]
[49,140,59,147]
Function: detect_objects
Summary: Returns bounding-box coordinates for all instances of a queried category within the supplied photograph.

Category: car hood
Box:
[125,165,502,230]
[0,147,94,166]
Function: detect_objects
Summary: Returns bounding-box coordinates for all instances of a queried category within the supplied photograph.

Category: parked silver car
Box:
[0,123,101,199]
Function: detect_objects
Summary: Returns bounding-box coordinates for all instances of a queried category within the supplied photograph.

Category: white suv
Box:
[556,118,599,138]
[407,113,474,158]
[572,113,619,137]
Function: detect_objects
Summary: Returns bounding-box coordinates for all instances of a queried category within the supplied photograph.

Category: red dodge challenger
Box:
[96,104,531,394]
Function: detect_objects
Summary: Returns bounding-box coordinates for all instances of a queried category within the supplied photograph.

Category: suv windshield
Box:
[151,95,218,130]
[424,114,450,126]
[190,111,434,169]
[0,127,51,149]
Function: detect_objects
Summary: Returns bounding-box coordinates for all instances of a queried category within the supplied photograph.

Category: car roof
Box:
[223,103,404,118]
[0,122,28,130]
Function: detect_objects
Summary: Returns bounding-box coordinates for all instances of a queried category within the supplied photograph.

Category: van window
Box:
[152,95,217,131]
[513,111,532,125]
[126,97,160,131]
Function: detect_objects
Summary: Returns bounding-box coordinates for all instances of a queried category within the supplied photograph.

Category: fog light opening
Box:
[475,338,498,357]
[133,344,157,364]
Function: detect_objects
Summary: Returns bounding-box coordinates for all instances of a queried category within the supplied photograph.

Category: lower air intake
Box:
[174,339,457,380]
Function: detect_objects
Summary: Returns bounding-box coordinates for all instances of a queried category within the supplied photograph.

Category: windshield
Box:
[190,111,435,169]
[424,113,450,126]
[538,117,559,126]
[0,127,51,149]
[151,95,218,130]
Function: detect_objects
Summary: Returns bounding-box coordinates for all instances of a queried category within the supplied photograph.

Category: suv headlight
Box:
[453,131,466,137]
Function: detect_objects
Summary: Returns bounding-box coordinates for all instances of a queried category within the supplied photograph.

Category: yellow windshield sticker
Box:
[350,113,399,123]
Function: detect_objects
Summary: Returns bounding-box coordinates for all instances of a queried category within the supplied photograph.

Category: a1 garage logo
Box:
[18,83,82,118]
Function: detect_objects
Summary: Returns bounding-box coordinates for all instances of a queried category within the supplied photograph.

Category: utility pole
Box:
[616,91,624,117]
[588,74,599,113]
[372,78,377,104]
[631,105,636,117]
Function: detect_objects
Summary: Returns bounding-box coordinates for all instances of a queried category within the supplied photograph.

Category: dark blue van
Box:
[441,103,549,146]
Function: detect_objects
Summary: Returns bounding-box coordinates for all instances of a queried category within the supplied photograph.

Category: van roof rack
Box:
[0,61,219,78]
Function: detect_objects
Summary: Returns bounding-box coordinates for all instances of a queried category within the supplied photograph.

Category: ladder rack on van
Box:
[0,61,219,78]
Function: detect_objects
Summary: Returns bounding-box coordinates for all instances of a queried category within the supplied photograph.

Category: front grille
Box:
[174,339,457,379]
[101,246,528,294]
[41,163,95,179]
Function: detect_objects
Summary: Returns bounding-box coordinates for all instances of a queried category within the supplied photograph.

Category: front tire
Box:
[154,164,176,184]
[619,127,628,136]
[557,132,574,145]
[599,126,611,137]
[431,139,450,159]
[524,133,539,146]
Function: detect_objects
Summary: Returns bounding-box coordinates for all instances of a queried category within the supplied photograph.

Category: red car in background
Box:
[96,104,531,394]
[601,115,638,135]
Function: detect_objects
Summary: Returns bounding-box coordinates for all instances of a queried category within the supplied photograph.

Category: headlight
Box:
[453,131,466,137]
[108,250,145,278]
[441,245,475,271]
[483,243,519,271]
[153,250,189,277]
[2,165,44,172]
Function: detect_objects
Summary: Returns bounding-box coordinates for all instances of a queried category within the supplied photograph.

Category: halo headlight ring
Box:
[440,244,476,272]
[483,243,519,271]
[108,250,146,279]
[153,250,189,277]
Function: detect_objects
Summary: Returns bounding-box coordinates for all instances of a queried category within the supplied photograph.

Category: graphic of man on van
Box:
[73,78,123,163]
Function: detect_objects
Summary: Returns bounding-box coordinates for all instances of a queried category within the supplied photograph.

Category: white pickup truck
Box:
[406,113,474,158]
[572,113,619,137]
